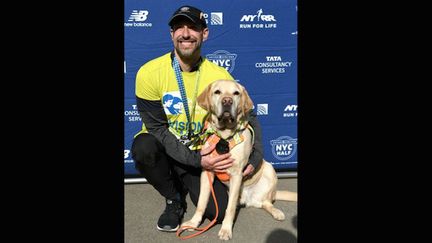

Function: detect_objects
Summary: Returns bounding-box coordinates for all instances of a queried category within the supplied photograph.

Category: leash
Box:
[176,171,219,240]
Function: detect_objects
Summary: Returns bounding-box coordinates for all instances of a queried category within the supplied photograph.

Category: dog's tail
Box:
[275,191,298,202]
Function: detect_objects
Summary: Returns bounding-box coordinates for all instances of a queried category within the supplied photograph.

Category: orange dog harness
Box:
[202,122,254,182]
[205,133,243,182]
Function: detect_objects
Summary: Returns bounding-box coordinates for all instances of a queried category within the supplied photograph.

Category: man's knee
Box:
[131,133,161,169]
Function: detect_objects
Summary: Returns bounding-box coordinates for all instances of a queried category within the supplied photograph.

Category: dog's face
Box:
[197,80,253,130]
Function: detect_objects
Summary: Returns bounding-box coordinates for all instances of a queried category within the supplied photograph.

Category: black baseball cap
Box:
[168,5,207,28]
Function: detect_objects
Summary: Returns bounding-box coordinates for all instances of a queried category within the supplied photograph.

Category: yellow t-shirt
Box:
[135,52,234,149]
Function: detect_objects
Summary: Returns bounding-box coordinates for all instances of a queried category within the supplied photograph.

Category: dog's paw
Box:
[272,208,285,221]
[218,227,233,240]
[181,220,200,231]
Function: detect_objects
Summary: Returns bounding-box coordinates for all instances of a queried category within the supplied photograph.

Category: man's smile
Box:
[178,40,196,48]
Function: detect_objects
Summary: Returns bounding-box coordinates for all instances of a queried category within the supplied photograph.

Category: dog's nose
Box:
[222,97,233,106]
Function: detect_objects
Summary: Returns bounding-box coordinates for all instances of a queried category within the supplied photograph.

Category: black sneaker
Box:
[156,199,185,232]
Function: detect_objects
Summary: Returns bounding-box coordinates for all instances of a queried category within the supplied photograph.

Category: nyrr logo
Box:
[206,50,237,73]
[270,136,297,161]
[257,104,268,115]
[125,10,152,27]
[239,9,277,29]
[283,104,298,118]
[240,9,277,22]
[284,104,297,112]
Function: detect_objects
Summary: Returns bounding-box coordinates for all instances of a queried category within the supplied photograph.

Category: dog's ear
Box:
[239,85,254,116]
[197,83,212,111]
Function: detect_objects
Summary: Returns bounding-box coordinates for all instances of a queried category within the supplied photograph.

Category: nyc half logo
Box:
[206,50,237,74]
[270,136,297,160]
[162,91,183,115]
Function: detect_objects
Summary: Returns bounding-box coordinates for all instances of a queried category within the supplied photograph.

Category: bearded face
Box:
[170,19,208,60]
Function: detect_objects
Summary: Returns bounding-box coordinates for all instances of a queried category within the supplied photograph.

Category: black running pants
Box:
[132,133,229,222]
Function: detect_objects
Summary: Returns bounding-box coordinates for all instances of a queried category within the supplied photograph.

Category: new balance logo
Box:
[128,10,149,22]
[124,150,130,159]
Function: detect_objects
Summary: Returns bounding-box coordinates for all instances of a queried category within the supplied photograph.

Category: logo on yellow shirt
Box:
[162,91,183,115]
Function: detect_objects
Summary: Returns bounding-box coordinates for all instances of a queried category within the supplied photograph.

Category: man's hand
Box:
[200,143,234,172]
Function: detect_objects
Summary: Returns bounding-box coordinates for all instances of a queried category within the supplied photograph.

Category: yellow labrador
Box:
[181,80,297,240]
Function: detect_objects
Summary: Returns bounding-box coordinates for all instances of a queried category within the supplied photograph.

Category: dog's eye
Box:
[233,91,240,96]
[214,90,221,95]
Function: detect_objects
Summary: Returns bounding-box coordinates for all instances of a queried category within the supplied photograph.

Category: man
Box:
[132,5,264,232]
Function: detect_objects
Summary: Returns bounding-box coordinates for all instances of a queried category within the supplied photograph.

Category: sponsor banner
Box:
[125,0,297,176]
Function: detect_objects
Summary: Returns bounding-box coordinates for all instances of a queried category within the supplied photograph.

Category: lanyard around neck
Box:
[172,56,200,139]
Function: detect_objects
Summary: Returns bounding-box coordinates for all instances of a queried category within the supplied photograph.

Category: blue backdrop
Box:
[124,0,297,176]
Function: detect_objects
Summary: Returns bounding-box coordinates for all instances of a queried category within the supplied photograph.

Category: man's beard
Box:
[175,41,202,60]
